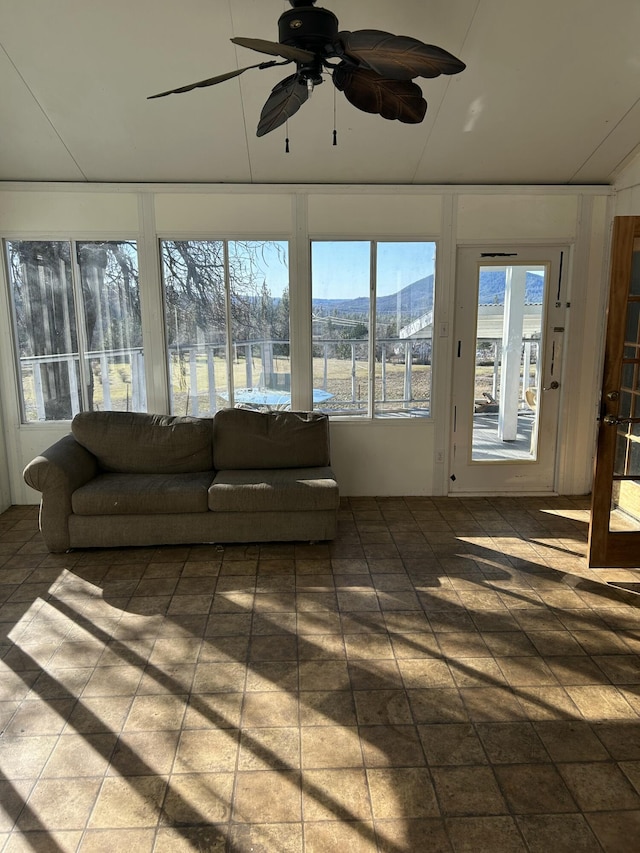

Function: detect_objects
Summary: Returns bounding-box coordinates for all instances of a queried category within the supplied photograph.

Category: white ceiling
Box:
[2,0,640,186]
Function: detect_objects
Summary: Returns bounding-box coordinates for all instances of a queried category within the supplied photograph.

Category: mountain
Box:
[478,270,544,304]
[313,275,434,318]
[311,269,544,319]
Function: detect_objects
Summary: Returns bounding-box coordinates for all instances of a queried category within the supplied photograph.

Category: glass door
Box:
[589,217,640,567]
[451,246,568,493]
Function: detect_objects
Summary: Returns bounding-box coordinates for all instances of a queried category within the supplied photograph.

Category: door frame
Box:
[450,245,569,495]
[588,216,640,567]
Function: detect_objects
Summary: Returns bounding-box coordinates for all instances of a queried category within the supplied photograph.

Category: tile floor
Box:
[0,496,639,852]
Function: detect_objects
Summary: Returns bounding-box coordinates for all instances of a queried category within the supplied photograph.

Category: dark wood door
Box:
[588,216,640,567]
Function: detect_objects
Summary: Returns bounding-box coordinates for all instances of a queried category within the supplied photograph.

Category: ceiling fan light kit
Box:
[148,0,465,138]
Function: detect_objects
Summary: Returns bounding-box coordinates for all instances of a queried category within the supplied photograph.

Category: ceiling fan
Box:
[148,0,465,138]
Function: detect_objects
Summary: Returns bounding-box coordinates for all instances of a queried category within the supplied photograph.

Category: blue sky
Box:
[312,241,436,300]
[255,240,436,300]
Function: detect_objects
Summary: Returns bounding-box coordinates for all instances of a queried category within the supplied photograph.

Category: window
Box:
[5,240,144,422]
[161,240,289,416]
[311,240,435,417]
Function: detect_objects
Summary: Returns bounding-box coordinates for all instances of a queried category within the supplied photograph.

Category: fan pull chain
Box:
[285,120,290,153]
[332,84,338,146]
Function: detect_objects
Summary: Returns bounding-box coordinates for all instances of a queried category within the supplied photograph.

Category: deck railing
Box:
[19,348,146,421]
[20,336,432,420]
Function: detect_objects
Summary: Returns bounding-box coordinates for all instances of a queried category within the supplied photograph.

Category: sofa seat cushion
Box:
[209,468,339,513]
[72,472,215,515]
[213,408,330,470]
[72,411,214,474]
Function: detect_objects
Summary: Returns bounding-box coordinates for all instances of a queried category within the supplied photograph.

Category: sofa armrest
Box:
[23,434,99,552]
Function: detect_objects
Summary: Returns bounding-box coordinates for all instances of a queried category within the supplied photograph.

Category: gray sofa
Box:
[23,408,339,553]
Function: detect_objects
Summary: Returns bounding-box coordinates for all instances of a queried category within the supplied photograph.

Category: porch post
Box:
[498,267,526,441]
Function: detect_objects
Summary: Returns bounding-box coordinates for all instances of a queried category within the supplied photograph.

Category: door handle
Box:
[543,381,559,391]
[603,414,640,426]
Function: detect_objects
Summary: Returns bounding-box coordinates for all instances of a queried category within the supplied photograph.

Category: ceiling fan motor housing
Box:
[278,5,339,52]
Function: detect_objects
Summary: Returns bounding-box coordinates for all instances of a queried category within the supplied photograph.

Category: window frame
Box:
[310,237,438,420]
[159,237,291,417]
[3,236,143,424]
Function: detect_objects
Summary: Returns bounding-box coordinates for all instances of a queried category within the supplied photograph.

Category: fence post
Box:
[323,344,329,389]
[68,358,80,417]
[403,341,412,406]
[168,349,175,414]
[207,346,217,412]
[523,341,532,405]
[492,341,501,400]
[262,341,274,380]
[132,351,146,412]
[33,362,45,421]
[351,343,357,402]
[245,344,253,388]
[100,354,112,410]
[189,349,199,415]
[381,349,387,402]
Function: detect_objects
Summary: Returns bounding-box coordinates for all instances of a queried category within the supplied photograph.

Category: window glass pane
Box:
[228,241,290,408]
[375,242,435,417]
[77,241,144,413]
[6,240,80,421]
[312,241,370,416]
[161,240,289,415]
[161,240,228,416]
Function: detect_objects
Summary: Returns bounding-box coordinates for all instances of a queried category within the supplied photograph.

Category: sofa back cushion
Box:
[213,408,330,470]
[71,411,214,474]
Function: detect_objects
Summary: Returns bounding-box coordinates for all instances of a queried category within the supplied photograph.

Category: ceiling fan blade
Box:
[339,30,465,80]
[257,74,310,137]
[333,64,427,124]
[232,37,315,64]
[148,64,265,99]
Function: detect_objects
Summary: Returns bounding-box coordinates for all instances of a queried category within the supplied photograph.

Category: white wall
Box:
[0,182,612,503]
[0,402,10,512]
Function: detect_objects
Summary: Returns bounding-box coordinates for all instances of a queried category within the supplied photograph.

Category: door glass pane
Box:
[631,241,640,295]
[6,240,81,421]
[619,389,633,420]
[77,241,144,413]
[621,361,637,390]
[612,399,640,480]
[471,264,546,461]
[161,240,229,416]
[311,241,370,416]
[625,301,640,344]
[374,242,434,417]
[610,479,640,531]
[609,246,640,532]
